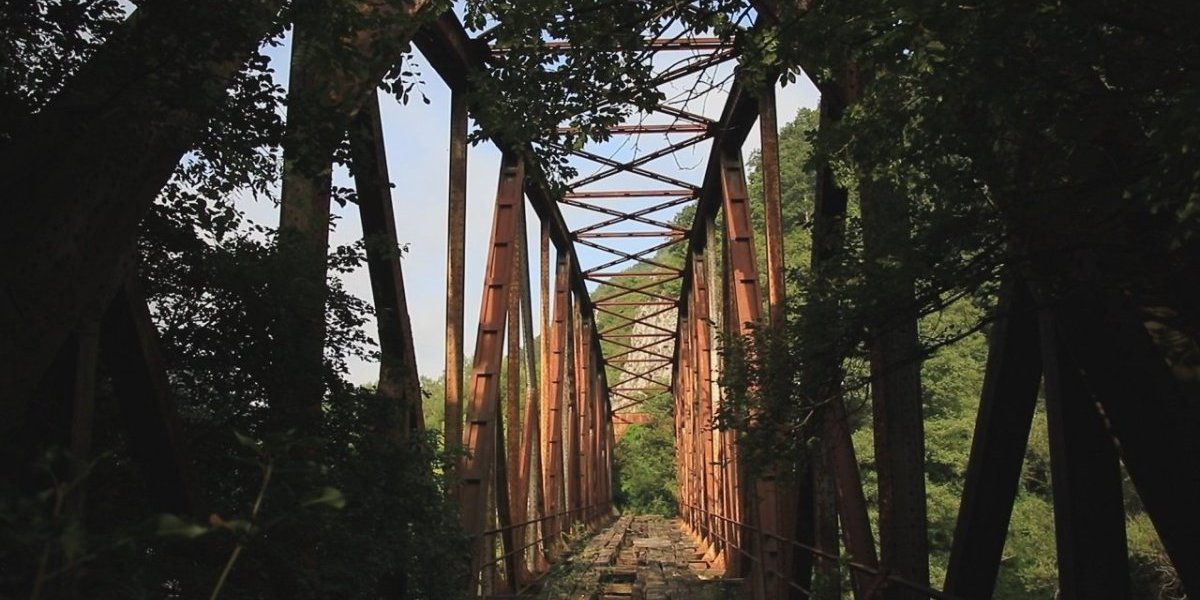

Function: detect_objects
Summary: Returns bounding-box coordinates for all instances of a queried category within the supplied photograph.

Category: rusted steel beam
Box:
[493,395,520,592]
[609,390,670,408]
[576,315,591,522]
[445,89,469,474]
[1047,296,1200,593]
[594,300,677,307]
[654,104,718,127]
[414,13,607,368]
[718,146,784,598]
[459,151,524,584]
[592,302,674,322]
[606,363,669,388]
[567,143,705,190]
[563,194,693,224]
[602,333,675,339]
[597,305,678,336]
[646,50,738,90]
[703,214,734,573]
[944,281,1042,598]
[599,323,675,341]
[564,188,696,199]
[803,96,848,600]
[565,304,581,518]
[350,92,423,439]
[591,277,681,305]
[0,0,289,410]
[720,225,746,578]
[66,316,100,525]
[100,279,195,513]
[274,0,434,439]
[718,149,764,332]
[600,336,676,352]
[514,208,544,576]
[677,301,694,530]
[504,196,524,583]
[805,93,880,599]
[860,184,929,600]
[574,215,685,235]
[557,123,710,135]
[594,360,604,514]
[757,85,786,330]
[528,222,550,571]
[692,243,721,566]
[566,133,711,188]
[564,196,694,236]
[587,270,680,278]
[576,230,686,239]
[610,383,671,392]
[601,340,676,363]
[509,36,731,52]
[543,253,571,553]
[689,298,708,548]
[1040,310,1131,599]
[580,237,688,275]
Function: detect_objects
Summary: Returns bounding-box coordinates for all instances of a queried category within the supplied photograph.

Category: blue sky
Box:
[247,20,819,384]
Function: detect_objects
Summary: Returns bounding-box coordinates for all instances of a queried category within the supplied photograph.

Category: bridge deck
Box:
[535,515,737,600]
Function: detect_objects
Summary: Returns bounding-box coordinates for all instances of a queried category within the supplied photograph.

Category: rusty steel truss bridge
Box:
[1,3,1197,600]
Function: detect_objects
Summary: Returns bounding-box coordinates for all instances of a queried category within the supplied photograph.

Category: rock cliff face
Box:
[608,303,676,412]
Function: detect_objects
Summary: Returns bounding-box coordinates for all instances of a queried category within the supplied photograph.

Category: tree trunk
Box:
[0,0,285,431]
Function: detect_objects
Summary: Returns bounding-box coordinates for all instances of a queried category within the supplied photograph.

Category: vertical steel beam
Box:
[350,92,423,438]
[100,280,194,512]
[804,93,860,600]
[1041,311,1131,599]
[576,315,590,524]
[459,151,524,587]
[1044,290,1200,593]
[544,254,571,552]
[505,201,522,487]
[274,0,430,440]
[66,318,100,521]
[503,197,524,585]
[760,84,803,597]
[757,84,786,330]
[860,176,928,598]
[592,356,605,518]
[677,299,694,530]
[690,292,706,544]
[445,90,468,477]
[517,209,546,574]
[683,291,697,533]
[944,281,1042,597]
[719,148,764,333]
[718,214,745,577]
[693,243,722,566]
[0,0,286,413]
[719,146,783,598]
[493,395,519,593]
[566,304,582,520]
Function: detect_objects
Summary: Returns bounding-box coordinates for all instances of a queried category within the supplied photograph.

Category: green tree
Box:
[611,393,677,517]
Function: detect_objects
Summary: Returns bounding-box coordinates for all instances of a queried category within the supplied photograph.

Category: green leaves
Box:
[153,514,212,539]
[300,487,347,510]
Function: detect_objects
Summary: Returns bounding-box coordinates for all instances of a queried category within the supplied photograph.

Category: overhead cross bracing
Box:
[552,34,740,417]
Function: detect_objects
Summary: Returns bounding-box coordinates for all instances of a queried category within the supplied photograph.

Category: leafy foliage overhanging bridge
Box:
[0,2,1197,600]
